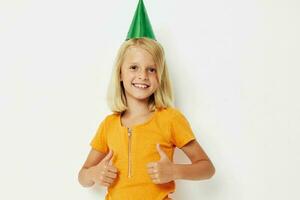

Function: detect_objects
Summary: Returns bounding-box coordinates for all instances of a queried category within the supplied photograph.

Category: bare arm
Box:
[173,140,215,180]
[78,149,107,187]
[146,140,215,184]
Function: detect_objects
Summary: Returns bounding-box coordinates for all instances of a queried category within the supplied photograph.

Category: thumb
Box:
[108,153,116,166]
[156,144,168,160]
[102,149,113,163]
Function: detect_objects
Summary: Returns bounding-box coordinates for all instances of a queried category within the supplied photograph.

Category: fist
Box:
[89,149,118,187]
[146,144,175,184]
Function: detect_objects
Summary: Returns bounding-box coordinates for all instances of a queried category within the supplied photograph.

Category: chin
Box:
[126,91,153,100]
[132,94,152,101]
[124,85,157,101]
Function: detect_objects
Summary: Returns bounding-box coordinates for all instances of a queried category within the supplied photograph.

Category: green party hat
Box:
[126,0,156,40]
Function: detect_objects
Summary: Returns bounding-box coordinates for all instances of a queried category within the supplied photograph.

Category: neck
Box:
[124,96,152,117]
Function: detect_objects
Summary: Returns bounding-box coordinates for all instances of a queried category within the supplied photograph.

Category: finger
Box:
[100,180,112,187]
[108,153,116,166]
[105,171,117,179]
[152,178,161,184]
[95,179,110,187]
[156,144,168,160]
[147,168,157,174]
[101,182,110,187]
[150,173,159,179]
[103,149,113,162]
[108,158,113,165]
[147,162,157,169]
[101,175,114,184]
[150,174,155,179]
[107,165,118,173]
[97,177,110,186]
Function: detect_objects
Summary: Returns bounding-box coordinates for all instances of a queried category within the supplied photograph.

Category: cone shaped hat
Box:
[126,0,156,40]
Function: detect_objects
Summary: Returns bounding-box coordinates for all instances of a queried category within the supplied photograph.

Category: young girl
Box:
[78,37,215,199]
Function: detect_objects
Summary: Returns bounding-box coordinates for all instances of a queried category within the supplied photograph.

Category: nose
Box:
[138,69,148,80]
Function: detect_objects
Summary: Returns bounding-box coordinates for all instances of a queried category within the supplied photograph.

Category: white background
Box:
[0,0,299,199]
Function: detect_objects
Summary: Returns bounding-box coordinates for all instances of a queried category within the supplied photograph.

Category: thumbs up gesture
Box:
[146,144,175,184]
[88,149,118,187]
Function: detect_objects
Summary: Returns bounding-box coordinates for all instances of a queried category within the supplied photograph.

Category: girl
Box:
[78,37,215,200]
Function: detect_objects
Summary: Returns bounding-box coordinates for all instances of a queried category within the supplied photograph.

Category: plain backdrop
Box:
[0,0,299,199]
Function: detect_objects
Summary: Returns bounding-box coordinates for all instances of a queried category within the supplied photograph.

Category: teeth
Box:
[133,83,148,88]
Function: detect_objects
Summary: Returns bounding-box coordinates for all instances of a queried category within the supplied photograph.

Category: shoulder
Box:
[99,112,120,125]
[157,107,186,120]
[158,107,184,116]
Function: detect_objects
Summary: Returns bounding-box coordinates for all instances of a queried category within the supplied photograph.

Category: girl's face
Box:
[120,46,159,102]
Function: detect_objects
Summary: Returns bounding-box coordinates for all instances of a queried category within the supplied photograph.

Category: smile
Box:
[132,83,149,89]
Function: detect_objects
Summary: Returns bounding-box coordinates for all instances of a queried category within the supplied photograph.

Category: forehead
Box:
[123,46,155,65]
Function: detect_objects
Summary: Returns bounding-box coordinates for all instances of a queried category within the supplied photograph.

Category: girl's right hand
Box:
[88,149,118,187]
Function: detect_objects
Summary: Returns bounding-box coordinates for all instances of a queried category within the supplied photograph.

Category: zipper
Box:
[127,127,132,178]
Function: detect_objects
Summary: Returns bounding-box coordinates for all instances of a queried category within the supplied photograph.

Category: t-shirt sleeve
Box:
[170,110,196,148]
[89,118,108,153]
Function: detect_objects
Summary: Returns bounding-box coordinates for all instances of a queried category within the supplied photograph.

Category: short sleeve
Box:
[170,111,196,148]
[89,118,108,153]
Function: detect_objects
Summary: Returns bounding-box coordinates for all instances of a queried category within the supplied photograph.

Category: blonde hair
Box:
[107,37,174,114]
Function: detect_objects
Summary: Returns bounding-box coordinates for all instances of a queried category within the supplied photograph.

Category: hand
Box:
[146,144,175,184]
[88,149,118,187]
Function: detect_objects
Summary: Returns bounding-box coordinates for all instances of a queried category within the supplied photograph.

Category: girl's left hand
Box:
[146,144,175,184]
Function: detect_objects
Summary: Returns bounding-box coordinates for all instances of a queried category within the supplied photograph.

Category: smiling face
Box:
[120,46,159,102]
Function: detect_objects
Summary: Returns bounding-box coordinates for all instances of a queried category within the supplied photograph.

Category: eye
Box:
[129,65,138,70]
[148,68,157,73]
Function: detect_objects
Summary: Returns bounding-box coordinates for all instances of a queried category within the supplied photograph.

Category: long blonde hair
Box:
[107,37,174,114]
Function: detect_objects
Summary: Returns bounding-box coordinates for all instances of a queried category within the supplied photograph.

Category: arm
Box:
[173,139,215,180]
[78,149,106,187]
[146,140,215,184]
[78,149,118,187]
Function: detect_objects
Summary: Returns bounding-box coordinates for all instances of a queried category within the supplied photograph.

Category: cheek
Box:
[121,72,133,82]
[150,75,159,87]
[153,74,159,82]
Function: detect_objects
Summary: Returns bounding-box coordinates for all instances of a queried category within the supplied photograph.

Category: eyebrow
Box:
[129,62,156,67]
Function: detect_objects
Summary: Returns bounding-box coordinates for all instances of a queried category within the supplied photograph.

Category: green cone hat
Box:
[126,0,156,40]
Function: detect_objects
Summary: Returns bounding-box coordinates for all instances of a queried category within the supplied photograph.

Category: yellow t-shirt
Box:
[90,107,196,200]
